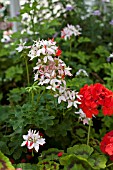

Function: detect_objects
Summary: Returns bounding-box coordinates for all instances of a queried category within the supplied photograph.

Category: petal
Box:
[43,56,47,63]
[74,101,78,108]
[43,79,50,84]
[46,86,52,90]
[16,46,23,52]
[23,135,28,140]
[28,143,34,150]
[34,144,39,152]
[67,101,72,108]
[58,96,66,103]
[21,141,27,147]
[48,55,54,61]
[37,138,46,145]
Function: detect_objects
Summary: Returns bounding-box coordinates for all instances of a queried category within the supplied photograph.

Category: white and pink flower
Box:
[16,39,31,52]
[61,24,81,40]
[75,109,91,125]
[21,129,45,152]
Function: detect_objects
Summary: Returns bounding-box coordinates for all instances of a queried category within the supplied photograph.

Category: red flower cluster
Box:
[79,83,113,118]
[100,130,113,161]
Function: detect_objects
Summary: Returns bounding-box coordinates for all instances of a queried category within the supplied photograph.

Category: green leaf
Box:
[0,105,12,123]
[67,77,93,90]
[0,142,10,155]
[93,45,109,57]
[38,148,64,161]
[78,36,91,43]
[76,128,86,138]
[46,118,72,137]
[5,65,23,82]
[15,163,37,170]
[13,147,22,160]
[0,151,15,170]
[60,154,92,170]
[67,144,94,159]
[88,153,107,169]
[7,87,26,103]
[89,58,104,72]
[37,161,59,170]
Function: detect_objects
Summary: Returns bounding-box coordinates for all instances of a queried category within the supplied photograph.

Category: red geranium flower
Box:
[79,83,113,118]
[102,92,113,116]
[100,130,113,160]
[79,84,100,118]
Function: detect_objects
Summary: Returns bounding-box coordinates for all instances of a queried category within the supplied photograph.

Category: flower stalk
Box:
[32,150,34,157]
[87,119,92,145]
[31,91,34,106]
[106,162,113,168]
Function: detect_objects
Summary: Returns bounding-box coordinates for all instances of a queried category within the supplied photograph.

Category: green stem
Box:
[53,97,57,109]
[87,119,91,145]
[70,39,72,54]
[63,108,71,116]
[25,58,30,86]
[37,88,46,103]
[32,150,34,157]
[106,162,113,168]
[31,91,34,105]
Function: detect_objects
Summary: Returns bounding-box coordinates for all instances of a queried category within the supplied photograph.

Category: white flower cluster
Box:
[54,88,81,108]
[33,58,72,90]
[21,129,45,152]
[28,39,60,61]
[28,39,81,109]
[16,38,87,124]
[61,24,81,40]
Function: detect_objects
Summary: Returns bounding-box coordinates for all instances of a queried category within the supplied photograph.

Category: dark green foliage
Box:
[14,163,37,170]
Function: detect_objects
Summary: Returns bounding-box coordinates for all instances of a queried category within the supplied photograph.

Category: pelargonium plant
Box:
[15,23,113,168]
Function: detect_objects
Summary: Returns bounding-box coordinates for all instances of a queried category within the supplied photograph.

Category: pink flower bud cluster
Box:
[61,24,81,40]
